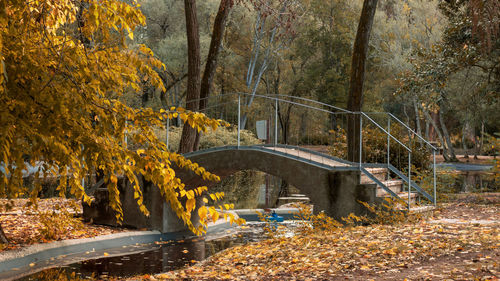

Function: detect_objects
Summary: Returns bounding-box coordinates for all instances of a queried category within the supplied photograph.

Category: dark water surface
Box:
[18,224,267,280]
[455,171,498,193]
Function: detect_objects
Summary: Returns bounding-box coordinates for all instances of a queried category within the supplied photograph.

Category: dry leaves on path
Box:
[151,194,500,281]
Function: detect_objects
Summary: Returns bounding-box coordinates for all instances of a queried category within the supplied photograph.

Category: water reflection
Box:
[211,170,302,209]
[21,225,267,280]
[456,171,497,193]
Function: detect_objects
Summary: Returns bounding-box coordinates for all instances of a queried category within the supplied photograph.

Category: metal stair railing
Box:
[359,112,414,209]
[387,113,438,206]
[387,164,434,203]
[360,167,402,202]
[363,112,438,206]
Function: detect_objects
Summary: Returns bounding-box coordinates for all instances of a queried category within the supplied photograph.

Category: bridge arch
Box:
[175,146,375,219]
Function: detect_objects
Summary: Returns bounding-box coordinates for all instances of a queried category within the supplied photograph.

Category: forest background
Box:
[129,0,500,161]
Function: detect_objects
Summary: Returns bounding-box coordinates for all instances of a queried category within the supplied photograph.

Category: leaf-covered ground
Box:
[0,199,129,251]
[142,194,499,281]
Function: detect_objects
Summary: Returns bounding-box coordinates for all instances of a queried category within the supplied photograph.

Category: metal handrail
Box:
[361,112,411,152]
[183,93,433,151]
[387,164,434,203]
[270,94,352,113]
[365,112,438,151]
[184,92,353,113]
[360,167,403,202]
[388,113,438,150]
[239,92,350,115]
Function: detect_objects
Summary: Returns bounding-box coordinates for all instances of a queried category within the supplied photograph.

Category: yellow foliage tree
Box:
[0,0,234,241]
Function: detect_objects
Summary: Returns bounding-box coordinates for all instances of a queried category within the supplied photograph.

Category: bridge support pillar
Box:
[83,175,201,236]
[327,170,376,221]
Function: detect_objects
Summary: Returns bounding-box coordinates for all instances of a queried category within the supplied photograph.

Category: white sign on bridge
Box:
[256,120,267,140]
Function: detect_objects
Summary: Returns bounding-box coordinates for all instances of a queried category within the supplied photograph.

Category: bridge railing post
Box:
[237,93,241,148]
[359,112,362,169]
[274,97,278,148]
[408,152,411,211]
[433,149,437,206]
[166,116,170,150]
[387,115,390,181]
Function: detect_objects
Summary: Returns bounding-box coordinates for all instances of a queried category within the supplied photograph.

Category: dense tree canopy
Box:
[0,0,233,237]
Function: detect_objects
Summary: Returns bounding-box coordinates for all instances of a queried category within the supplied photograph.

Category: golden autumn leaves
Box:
[0,0,241,236]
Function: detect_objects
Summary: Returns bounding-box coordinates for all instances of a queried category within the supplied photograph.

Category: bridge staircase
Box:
[250,144,434,211]
[361,168,417,206]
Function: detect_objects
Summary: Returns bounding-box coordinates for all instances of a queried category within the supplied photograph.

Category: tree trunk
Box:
[193,0,233,151]
[479,121,485,155]
[438,108,458,162]
[346,0,378,163]
[275,180,289,206]
[462,123,469,158]
[278,103,293,144]
[413,99,422,143]
[299,111,308,138]
[421,105,450,161]
[0,224,8,244]
[179,0,201,154]
[425,120,430,140]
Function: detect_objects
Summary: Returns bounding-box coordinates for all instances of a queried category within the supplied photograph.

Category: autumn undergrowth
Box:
[255,200,424,243]
[290,199,422,235]
[29,201,83,241]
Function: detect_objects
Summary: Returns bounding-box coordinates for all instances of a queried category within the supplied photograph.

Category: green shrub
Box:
[154,125,261,152]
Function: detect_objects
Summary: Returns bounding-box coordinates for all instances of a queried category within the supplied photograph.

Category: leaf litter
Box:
[146,194,499,281]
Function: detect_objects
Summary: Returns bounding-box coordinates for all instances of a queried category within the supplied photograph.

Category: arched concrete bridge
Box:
[84,144,433,233]
[176,144,431,218]
[83,92,437,233]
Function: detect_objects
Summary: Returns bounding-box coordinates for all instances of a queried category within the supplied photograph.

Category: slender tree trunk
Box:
[278,104,292,144]
[179,0,201,154]
[438,109,458,161]
[462,123,469,158]
[403,104,412,141]
[299,111,308,138]
[425,120,430,140]
[275,180,289,206]
[193,0,233,150]
[346,0,378,162]
[0,225,8,244]
[479,121,485,155]
[421,105,450,161]
[413,99,422,140]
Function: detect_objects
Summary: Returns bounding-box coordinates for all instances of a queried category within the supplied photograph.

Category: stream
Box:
[19,223,276,280]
